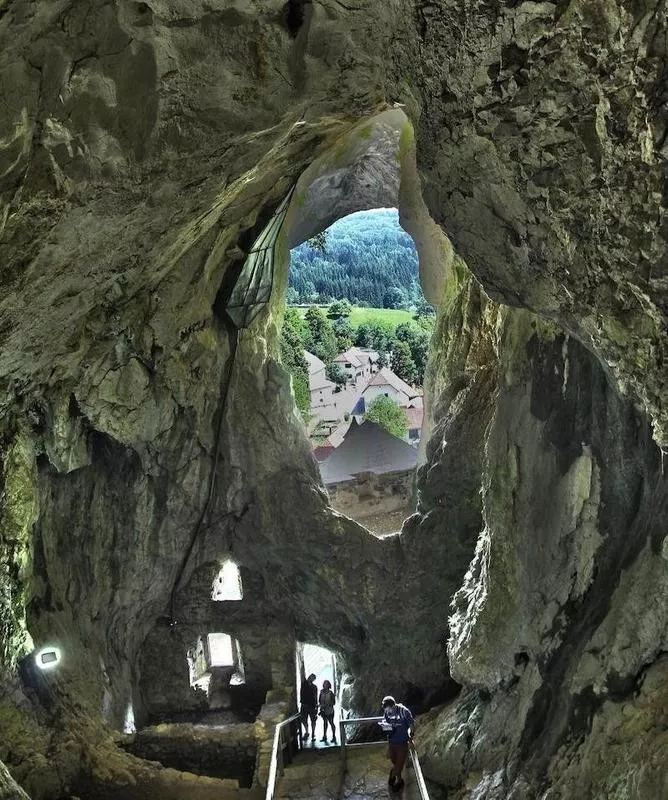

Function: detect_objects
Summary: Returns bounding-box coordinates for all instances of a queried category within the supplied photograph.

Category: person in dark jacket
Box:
[300,673,318,741]
[381,695,415,790]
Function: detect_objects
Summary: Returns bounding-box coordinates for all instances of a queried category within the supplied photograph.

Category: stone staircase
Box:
[276,744,422,800]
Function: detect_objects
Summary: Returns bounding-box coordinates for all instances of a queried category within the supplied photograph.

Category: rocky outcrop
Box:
[412,0,668,443]
[0,2,667,799]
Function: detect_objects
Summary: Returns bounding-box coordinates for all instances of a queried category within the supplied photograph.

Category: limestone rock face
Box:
[0,2,667,799]
[412,0,668,443]
[419,270,668,799]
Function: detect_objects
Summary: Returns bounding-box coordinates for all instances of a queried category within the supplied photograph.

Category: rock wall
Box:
[0,2,667,799]
[419,268,668,799]
[326,468,415,534]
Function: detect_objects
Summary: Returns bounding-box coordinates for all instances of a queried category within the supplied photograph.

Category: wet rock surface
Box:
[0,2,666,799]
[0,761,30,800]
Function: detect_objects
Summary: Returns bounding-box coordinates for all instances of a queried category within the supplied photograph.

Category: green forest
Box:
[288,208,423,308]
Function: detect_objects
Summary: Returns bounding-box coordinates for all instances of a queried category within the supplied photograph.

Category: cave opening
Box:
[279,108,448,544]
[296,642,346,744]
[211,559,243,601]
[0,3,665,796]
[284,206,429,536]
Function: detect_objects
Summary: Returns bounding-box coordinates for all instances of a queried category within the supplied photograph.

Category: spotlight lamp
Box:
[35,646,62,671]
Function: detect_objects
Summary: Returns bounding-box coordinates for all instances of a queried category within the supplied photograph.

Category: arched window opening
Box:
[285,207,431,537]
[280,109,448,537]
[211,560,243,601]
[187,633,246,700]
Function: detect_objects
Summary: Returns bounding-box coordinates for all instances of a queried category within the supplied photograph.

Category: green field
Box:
[293,306,414,329]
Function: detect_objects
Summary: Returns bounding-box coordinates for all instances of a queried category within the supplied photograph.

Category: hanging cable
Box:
[169,326,239,625]
[167,186,295,625]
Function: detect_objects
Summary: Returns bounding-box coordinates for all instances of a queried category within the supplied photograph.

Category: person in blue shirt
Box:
[381,695,415,790]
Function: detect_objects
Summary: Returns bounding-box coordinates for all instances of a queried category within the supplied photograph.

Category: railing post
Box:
[286,720,294,765]
[265,712,303,800]
[278,730,285,777]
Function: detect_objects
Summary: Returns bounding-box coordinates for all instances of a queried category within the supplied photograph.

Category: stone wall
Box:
[327,469,415,535]
[121,723,257,786]
[137,562,296,723]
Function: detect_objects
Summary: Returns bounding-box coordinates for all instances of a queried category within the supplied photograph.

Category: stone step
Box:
[277,743,423,800]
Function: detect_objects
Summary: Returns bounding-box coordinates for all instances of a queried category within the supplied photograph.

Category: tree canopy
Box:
[363,396,409,439]
[289,209,423,308]
[280,308,310,414]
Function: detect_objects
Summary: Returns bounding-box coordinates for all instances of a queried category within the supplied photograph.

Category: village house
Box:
[305,351,335,408]
[361,366,420,408]
[318,419,418,534]
[333,347,379,383]
[405,405,424,444]
[305,349,424,447]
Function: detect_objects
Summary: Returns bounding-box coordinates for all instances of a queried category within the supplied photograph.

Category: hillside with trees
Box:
[288,208,422,308]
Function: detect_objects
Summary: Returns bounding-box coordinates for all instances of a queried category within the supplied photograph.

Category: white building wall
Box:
[363,384,410,407]
[339,362,360,381]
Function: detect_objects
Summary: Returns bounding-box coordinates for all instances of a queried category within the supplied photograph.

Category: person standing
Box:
[318,679,337,743]
[381,695,414,790]
[300,673,318,741]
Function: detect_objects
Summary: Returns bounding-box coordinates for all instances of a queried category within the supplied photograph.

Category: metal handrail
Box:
[409,741,431,800]
[341,715,385,725]
[338,715,384,764]
[264,712,302,800]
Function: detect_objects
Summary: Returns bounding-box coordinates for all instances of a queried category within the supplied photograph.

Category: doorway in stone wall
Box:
[295,642,342,746]
[188,632,245,711]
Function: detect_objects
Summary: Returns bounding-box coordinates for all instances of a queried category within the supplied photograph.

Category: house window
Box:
[409,428,419,440]
[345,362,352,368]
[212,560,243,601]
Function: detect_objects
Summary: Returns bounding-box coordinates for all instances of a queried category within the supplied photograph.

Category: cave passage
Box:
[2,13,664,790]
